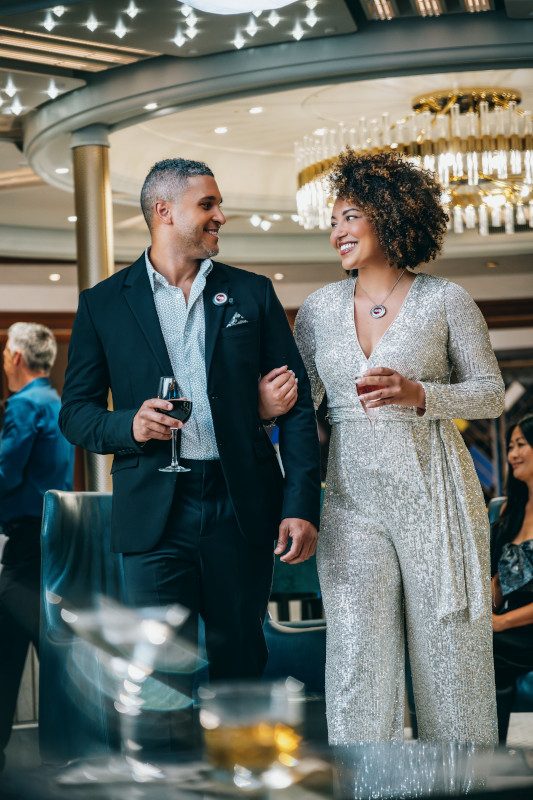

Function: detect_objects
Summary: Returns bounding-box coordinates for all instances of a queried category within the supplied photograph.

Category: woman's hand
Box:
[357,367,426,411]
[492,612,510,633]
[258,366,298,420]
[491,574,503,611]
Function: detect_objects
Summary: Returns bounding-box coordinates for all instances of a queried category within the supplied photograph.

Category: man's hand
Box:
[132,398,183,443]
[274,518,317,564]
[258,366,298,420]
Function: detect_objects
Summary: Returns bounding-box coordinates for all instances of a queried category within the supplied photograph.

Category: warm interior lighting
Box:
[214,126,228,134]
[55,167,69,174]
[464,0,492,11]
[415,0,442,16]
[366,0,395,20]
[67,215,77,222]
[86,14,99,32]
[125,2,140,19]
[144,102,158,110]
[274,273,285,280]
[49,273,61,282]
[249,106,263,114]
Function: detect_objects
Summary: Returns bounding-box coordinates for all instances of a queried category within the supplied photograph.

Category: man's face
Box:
[165,175,226,260]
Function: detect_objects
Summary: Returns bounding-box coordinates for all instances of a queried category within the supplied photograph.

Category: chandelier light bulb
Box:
[86,13,99,32]
[186,10,198,25]
[114,17,127,38]
[233,31,245,49]
[260,219,272,231]
[52,5,66,16]
[252,9,262,16]
[10,96,23,116]
[47,80,59,99]
[268,10,281,26]
[173,29,187,46]
[305,9,318,26]
[305,0,318,8]
[43,11,56,32]
[245,16,259,36]
[186,25,198,38]
[290,214,300,223]
[271,213,282,221]
[5,77,17,98]
[180,4,193,16]
[291,21,304,40]
[125,2,140,19]
[250,214,262,227]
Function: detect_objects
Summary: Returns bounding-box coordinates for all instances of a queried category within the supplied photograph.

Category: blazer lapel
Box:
[123,255,173,376]
[204,264,229,377]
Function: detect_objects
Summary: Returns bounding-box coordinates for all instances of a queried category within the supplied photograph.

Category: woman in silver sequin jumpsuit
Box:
[294,151,504,745]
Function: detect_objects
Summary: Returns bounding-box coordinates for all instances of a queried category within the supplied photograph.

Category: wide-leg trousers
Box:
[121,458,274,752]
[318,420,497,745]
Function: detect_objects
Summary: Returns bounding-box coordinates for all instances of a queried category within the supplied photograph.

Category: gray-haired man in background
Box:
[0,323,74,770]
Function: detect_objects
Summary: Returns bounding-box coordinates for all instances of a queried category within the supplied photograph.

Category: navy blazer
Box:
[59,255,321,553]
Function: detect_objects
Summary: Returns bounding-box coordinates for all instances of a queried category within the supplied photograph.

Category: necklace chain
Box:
[357,269,406,308]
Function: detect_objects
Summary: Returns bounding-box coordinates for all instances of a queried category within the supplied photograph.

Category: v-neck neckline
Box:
[350,272,420,362]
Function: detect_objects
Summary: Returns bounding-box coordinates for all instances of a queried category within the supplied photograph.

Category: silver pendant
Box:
[370,304,386,319]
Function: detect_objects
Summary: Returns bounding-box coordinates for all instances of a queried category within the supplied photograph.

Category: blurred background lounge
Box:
[0,0,532,779]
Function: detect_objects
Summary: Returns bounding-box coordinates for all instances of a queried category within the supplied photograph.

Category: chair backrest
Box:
[40,490,120,763]
[488,496,506,526]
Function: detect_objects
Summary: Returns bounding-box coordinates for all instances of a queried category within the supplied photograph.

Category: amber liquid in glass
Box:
[356,383,381,398]
[204,721,301,771]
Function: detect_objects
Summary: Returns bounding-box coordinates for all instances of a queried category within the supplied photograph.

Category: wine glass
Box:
[157,377,192,473]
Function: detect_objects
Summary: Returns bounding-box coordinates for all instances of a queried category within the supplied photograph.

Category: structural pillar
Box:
[70,124,114,491]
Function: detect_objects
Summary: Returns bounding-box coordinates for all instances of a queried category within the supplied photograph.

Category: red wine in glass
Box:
[157,377,192,473]
[356,381,381,423]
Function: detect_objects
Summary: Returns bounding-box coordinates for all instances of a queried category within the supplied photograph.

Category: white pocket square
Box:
[226,312,249,327]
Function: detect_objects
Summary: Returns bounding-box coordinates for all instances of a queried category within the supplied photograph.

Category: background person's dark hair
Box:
[140,157,214,231]
[328,149,448,271]
[491,413,533,574]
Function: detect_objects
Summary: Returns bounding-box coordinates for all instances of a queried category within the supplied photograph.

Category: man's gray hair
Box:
[7,322,57,374]
[140,158,214,230]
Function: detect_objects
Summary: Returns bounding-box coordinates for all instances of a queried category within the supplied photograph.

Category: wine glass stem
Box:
[171,428,180,468]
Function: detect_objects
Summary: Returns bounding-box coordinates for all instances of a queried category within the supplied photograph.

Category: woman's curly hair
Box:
[328,149,448,269]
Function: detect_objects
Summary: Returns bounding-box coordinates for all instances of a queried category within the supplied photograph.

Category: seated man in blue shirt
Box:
[0,323,73,770]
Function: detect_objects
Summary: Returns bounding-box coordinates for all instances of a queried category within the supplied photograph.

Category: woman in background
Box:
[491,413,533,742]
[294,149,504,745]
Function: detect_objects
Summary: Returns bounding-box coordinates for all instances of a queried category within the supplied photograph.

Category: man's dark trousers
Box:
[0,518,41,756]
[121,458,274,750]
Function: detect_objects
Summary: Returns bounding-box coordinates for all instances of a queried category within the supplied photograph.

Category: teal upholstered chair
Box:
[39,490,121,763]
[489,496,533,713]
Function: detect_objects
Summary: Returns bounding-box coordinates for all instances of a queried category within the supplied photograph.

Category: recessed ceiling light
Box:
[10,97,23,116]
[4,77,17,98]
[305,9,318,26]
[43,11,56,32]
[67,215,77,222]
[267,10,281,26]
[233,31,245,49]
[186,26,198,38]
[252,9,262,16]
[270,213,282,221]
[274,272,284,281]
[485,260,498,269]
[249,106,263,114]
[53,5,66,16]
[245,16,259,36]
[260,220,272,231]
[214,126,228,134]
[85,13,99,32]
[125,1,140,19]
[250,214,261,227]
[186,10,198,25]
[114,18,127,38]
[291,21,304,40]
[305,0,318,8]
[180,4,192,16]
[144,102,158,110]
[55,167,69,174]
[173,30,187,46]
[47,80,59,100]
[290,214,300,223]
[49,273,61,282]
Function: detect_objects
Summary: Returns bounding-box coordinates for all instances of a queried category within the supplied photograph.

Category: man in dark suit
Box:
[60,158,320,693]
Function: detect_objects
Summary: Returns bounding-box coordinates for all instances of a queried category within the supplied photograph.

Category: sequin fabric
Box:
[294,273,504,745]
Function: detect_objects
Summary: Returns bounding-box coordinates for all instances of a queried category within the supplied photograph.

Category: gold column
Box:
[71,125,114,491]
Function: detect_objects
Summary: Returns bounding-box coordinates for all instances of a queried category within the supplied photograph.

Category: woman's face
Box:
[329,197,387,271]
[508,425,533,484]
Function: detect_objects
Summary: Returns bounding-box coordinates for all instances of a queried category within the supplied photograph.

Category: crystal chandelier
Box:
[295,88,533,235]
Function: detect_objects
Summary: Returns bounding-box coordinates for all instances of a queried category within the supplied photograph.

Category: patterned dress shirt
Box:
[145,249,219,459]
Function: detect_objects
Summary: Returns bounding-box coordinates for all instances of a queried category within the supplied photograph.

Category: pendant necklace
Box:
[356,269,406,319]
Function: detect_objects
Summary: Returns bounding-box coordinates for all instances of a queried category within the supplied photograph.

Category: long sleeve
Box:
[0,397,37,497]
[59,291,142,455]
[420,281,504,421]
[294,298,325,411]
[259,279,321,528]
